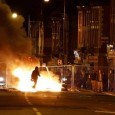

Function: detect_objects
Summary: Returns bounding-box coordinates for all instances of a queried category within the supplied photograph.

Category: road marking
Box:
[33,108,42,115]
[27,100,33,105]
[25,96,33,105]
[36,112,42,115]
[25,95,42,115]
[33,108,38,112]
[95,111,115,114]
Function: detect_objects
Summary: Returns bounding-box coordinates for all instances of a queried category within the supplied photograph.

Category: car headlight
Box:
[0,77,4,82]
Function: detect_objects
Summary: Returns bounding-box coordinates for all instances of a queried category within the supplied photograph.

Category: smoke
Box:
[0,3,32,63]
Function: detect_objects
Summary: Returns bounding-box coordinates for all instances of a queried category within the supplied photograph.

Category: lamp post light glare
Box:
[12,13,18,19]
[44,0,49,1]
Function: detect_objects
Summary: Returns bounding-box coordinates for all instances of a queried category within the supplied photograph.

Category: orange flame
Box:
[12,66,62,92]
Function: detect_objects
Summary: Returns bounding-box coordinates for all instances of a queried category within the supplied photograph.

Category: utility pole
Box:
[63,0,68,64]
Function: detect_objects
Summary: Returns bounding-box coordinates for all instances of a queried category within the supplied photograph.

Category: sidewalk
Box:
[76,88,115,96]
[103,91,115,96]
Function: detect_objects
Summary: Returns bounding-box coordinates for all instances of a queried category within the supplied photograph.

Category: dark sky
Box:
[5,0,77,31]
[5,0,109,19]
[5,0,44,20]
[5,0,109,30]
[5,0,73,19]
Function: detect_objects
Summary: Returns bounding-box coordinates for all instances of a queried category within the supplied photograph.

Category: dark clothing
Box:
[102,72,108,91]
[91,72,97,80]
[31,67,40,88]
[31,70,40,80]
[108,72,114,91]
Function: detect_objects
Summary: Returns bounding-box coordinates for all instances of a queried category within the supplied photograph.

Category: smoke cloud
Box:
[0,3,32,63]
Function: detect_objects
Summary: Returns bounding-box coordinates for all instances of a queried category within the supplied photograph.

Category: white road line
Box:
[33,108,38,112]
[25,96,33,105]
[36,112,42,115]
[33,108,42,115]
[27,101,33,105]
[95,110,115,114]
[25,95,42,115]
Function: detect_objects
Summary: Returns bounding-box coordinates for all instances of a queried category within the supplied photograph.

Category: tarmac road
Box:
[0,88,115,115]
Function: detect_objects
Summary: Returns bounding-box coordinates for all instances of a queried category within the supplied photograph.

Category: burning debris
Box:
[12,67,62,92]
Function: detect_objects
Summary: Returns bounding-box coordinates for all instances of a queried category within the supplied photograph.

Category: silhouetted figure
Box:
[91,70,98,91]
[31,66,40,88]
[108,69,114,91]
[102,71,108,91]
[97,70,103,92]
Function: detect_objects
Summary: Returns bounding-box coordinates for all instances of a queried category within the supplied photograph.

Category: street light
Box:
[44,0,49,2]
[41,0,50,17]
[62,0,68,64]
[12,13,18,19]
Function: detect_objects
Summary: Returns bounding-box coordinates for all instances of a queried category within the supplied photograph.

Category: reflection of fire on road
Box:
[12,65,62,92]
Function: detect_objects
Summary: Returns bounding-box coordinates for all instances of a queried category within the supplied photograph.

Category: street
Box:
[0,89,115,115]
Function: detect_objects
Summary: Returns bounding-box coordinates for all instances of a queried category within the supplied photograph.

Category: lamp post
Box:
[44,0,49,2]
[63,0,68,64]
[43,0,68,64]
[63,0,65,53]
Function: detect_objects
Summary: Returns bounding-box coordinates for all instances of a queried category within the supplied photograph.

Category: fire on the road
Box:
[12,66,62,92]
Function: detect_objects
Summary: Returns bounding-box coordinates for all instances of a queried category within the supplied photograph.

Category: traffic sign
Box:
[58,59,62,65]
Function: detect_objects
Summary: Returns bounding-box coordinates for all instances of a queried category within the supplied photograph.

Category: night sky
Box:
[5,0,77,32]
[5,0,109,19]
[5,0,72,19]
[5,0,109,31]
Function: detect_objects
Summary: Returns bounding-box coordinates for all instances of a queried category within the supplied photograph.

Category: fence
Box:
[5,64,115,92]
[46,65,115,92]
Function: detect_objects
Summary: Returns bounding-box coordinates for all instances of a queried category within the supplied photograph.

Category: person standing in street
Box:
[31,66,40,88]
[108,69,114,92]
[97,69,103,92]
[102,71,108,91]
[91,70,98,92]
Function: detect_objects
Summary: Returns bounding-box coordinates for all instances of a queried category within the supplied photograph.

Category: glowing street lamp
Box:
[44,0,49,2]
[12,13,18,19]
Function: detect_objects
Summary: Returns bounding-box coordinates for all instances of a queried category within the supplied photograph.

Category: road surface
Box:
[0,88,115,115]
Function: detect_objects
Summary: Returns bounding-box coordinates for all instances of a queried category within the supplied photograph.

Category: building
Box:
[77,6,103,52]
[110,0,115,44]
[77,1,110,69]
[107,0,115,69]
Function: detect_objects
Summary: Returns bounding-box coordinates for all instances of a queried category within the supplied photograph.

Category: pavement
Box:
[78,88,115,96]
[102,92,115,96]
